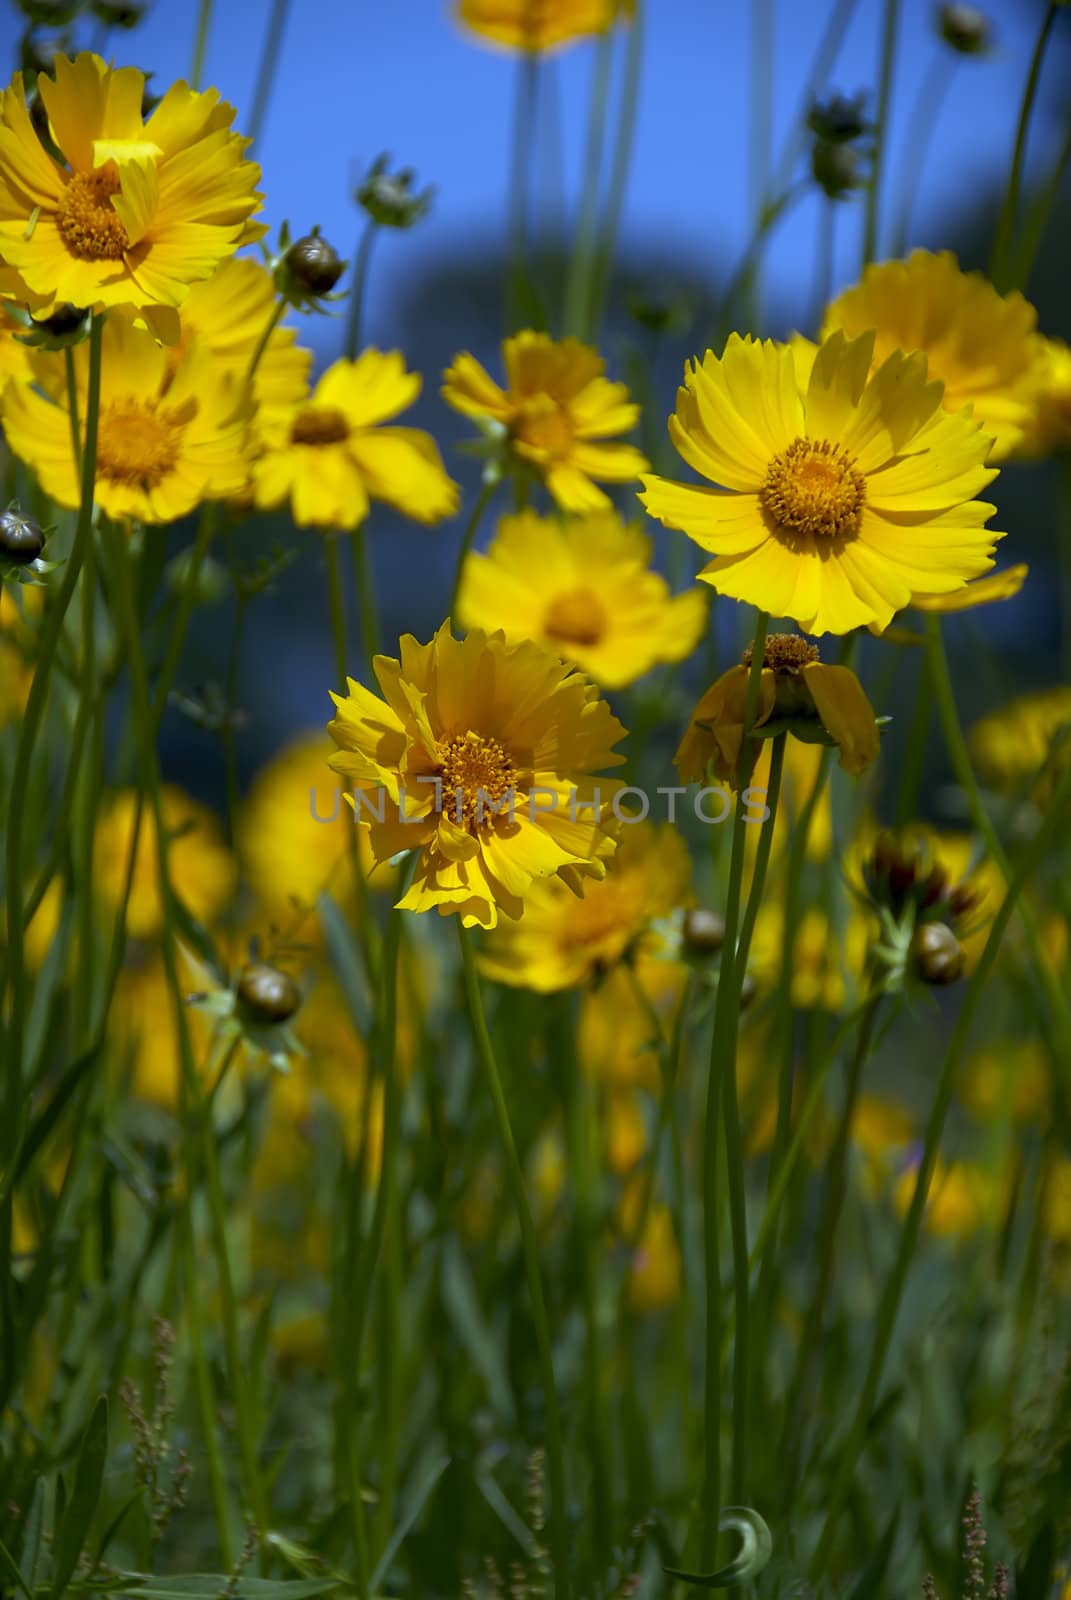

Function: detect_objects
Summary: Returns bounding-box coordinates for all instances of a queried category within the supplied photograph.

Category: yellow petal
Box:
[801,663,880,776]
[910,563,1028,612]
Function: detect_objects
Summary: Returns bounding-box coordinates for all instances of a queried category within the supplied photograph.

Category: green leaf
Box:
[17,1478,47,1590]
[108,1576,344,1600]
[50,1395,108,1600]
[368,1453,450,1593]
[440,1236,515,1423]
[663,1507,774,1589]
[846,1503,900,1600]
[0,1535,34,1600]
[318,892,372,1038]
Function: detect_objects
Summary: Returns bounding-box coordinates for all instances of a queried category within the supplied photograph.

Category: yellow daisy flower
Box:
[240,731,388,927]
[326,622,626,929]
[443,331,649,512]
[820,251,1041,461]
[457,507,706,688]
[253,349,459,530]
[93,784,235,939]
[456,0,622,51]
[1,311,251,523]
[0,53,264,325]
[479,820,692,991]
[641,330,1002,635]
[676,632,880,786]
[969,685,1071,803]
[1015,335,1071,458]
[172,255,311,414]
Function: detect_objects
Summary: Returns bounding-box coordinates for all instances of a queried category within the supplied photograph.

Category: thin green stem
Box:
[808,757,1071,1575]
[247,0,292,146]
[771,0,864,197]
[245,298,286,387]
[456,925,571,1600]
[448,478,496,624]
[1010,111,1071,291]
[152,503,218,726]
[990,3,1060,290]
[179,1197,235,1567]
[344,218,378,362]
[352,528,380,677]
[506,53,540,332]
[890,50,953,255]
[3,312,102,1148]
[190,0,213,89]
[588,0,643,330]
[895,650,931,825]
[863,0,902,266]
[748,0,775,323]
[563,30,614,339]
[812,197,836,331]
[737,732,786,978]
[325,538,350,690]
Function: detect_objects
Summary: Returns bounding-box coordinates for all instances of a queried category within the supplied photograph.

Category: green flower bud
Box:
[807,92,870,145]
[237,961,301,1024]
[938,4,992,55]
[285,232,345,297]
[357,154,433,230]
[0,507,45,564]
[90,0,148,25]
[912,922,965,986]
[812,139,865,201]
[682,906,726,955]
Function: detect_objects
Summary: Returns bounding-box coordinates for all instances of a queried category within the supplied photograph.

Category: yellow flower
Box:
[750,901,871,1012]
[906,563,1028,614]
[1016,335,1071,458]
[0,301,32,387]
[606,1087,647,1175]
[850,1095,915,1192]
[110,950,214,1108]
[641,330,1002,635]
[619,1190,681,1312]
[93,784,235,939]
[894,1155,1001,1240]
[578,958,688,1091]
[253,349,459,530]
[240,731,389,928]
[457,507,705,688]
[959,1039,1052,1126]
[443,331,648,512]
[326,622,626,928]
[676,632,880,787]
[969,686,1071,803]
[172,255,312,423]
[820,251,1041,461]
[1,311,250,523]
[0,53,263,326]
[456,0,622,51]
[480,820,692,990]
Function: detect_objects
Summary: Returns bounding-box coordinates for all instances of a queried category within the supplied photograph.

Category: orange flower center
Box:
[742,632,820,674]
[56,163,130,262]
[438,731,518,829]
[760,437,865,542]
[514,394,574,458]
[97,400,181,487]
[543,586,606,648]
[290,406,350,446]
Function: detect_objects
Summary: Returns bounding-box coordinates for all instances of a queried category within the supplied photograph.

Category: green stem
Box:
[190,0,213,89]
[700,610,768,1552]
[178,1197,236,1568]
[352,528,380,676]
[895,650,931,825]
[890,50,953,255]
[808,756,1071,1576]
[990,3,1060,290]
[562,29,614,339]
[1009,110,1071,291]
[587,0,644,330]
[456,926,572,1600]
[770,0,864,197]
[245,298,286,387]
[344,218,378,362]
[152,503,218,726]
[325,537,350,690]
[863,0,902,266]
[246,0,292,146]
[448,478,497,625]
[506,53,540,333]
[736,732,786,978]
[3,311,102,1148]
[748,0,775,324]
[812,197,836,332]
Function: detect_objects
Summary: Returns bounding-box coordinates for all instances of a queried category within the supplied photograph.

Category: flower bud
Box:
[812,140,865,201]
[237,961,301,1023]
[16,0,81,24]
[682,906,726,955]
[356,154,433,230]
[90,0,148,25]
[285,232,345,297]
[0,507,45,564]
[938,4,992,55]
[807,92,869,145]
[912,922,965,986]
[28,303,91,345]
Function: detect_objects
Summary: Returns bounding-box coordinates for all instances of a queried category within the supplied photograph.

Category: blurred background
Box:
[5,0,1070,811]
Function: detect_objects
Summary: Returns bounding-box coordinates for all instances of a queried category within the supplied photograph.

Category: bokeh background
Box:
[7,0,1069,809]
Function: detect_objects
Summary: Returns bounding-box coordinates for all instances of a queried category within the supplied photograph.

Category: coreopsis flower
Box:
[456,0,623,52]
[750,901,871,1012]
[479,821,692,991]
[253,349,459,530]
[820,251,1041,460]
[93,785,235,938]
[1,311,251,522]
[855,822,1001,978]
[894,1153,1000,1240]
[641,330,1002,635]
[0,52,264,328]
[442,331,648,512]
[1015,336,1071,458]
[240,731,387,925]
[171,256,312,413]
[326,623,626,928]
[969,686,1071,805]
[676,633,880,787]
[960,1038,1052,1126]
[456,508,706,688]
[620,1188,681,1312]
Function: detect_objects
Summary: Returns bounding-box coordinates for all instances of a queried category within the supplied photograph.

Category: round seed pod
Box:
[237,961,301,1023]
[938,4,992,55]
[0,508,45,564]
[683,906,727,955]
[285,233,345,297]
[912,922,965,986]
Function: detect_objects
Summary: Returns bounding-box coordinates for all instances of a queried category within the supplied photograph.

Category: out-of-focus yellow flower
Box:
[480,821,691,991]
[959,1038,1052,1125]
[619,1187,681,1312]
[93,785,235,939]
[443,331,648,512]
[326,623,625,929]
[0,301,32,387]
[270,1309,330,1376]
[750,901,871,1012]
[641,330,1002,635]
[456,0,623,52]
[676,633,880,787]
[457,508,705,688]
[109,948,216,1107]
[0,53,263,326]
[821,251,1041,461]
[530,1130,566,1219]
[894,1154,1001,1240]
[1043,1158,1071,1246]
[969,686,1071,804]
[240,731,389,930]
[747,737,833,865]
[1016,336,1071,458]
[851,1095,915,1191]
[2,312,251,523]
[607,1087,647,1174]
[579,958,688,1091]
[253,349,458,530]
